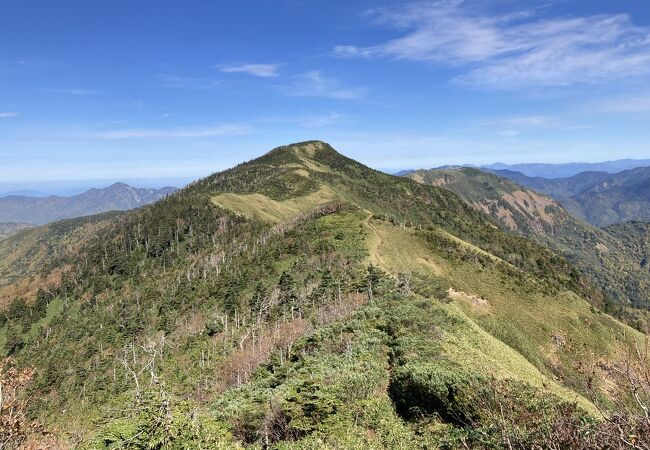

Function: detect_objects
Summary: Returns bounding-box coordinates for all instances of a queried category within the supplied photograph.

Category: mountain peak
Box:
[192,140,374,203]
[261,140,339,163]
[277,139,329,151]
[287,139,330,151]
[108,182,130,189]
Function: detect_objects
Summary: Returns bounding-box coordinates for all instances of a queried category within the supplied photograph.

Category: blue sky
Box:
[2,0,650,188]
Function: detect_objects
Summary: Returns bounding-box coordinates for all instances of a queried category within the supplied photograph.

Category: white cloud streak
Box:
[335,1,650,89]
[158,74,221,90]
[595,94,650,113]
[43,88,100,95]
[476,115,589,135]
[0,112,19,118]
[298,111,346,127]
[262,111,347,128]
[479,115,556,128]
[218,63,280,77]
[281,71,365,100]
[76,123,252,139]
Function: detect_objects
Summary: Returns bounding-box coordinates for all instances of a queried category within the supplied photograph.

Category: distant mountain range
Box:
[494,167,650,227]
[394,158,650,180]
[0,176,194,197]
[0,182,177,225]
[482,158,650,178]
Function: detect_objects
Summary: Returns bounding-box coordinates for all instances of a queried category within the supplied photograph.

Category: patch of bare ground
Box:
[429,173,456,187]
[448,287,491,314]
[474,201,519,231]
[474,190,561,233]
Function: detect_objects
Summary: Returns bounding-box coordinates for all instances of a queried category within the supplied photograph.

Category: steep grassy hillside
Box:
[406,167,650,329]
[1,142,648,448]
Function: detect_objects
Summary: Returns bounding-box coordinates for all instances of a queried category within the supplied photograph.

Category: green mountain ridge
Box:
[1,141,648,449]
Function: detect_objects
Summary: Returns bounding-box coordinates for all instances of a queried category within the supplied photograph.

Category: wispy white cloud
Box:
[0,59,32,67]
[76,123,252,139]
[476,114,589,135]
[594,94,650,113]
[217,63,280,77]
[298,112,347,127]
[281,71,365,100]
[0,58,57,73]
[335,1,650,89]
[158,74,221,90]
[497,130,520,137]
[479,115,556,128]
[0,112,19,118]
[262,111,347,128]
[43,88,100,95]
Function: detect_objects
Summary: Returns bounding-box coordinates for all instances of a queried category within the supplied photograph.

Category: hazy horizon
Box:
[3,152,650,197]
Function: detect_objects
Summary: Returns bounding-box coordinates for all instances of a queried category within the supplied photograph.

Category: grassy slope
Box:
[212,186,339,224]
[366,219,637,409]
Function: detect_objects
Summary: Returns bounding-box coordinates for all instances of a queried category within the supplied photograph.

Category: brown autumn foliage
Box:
[0,267,67,310]
[467,382,650,449]
[219,318,310,388]
[587,336,650,449]
[0,358,40,450]
[469,336,650,449]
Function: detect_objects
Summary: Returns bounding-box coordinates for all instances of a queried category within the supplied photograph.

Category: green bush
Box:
[83,390,238,449]
[389,362,481,425]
